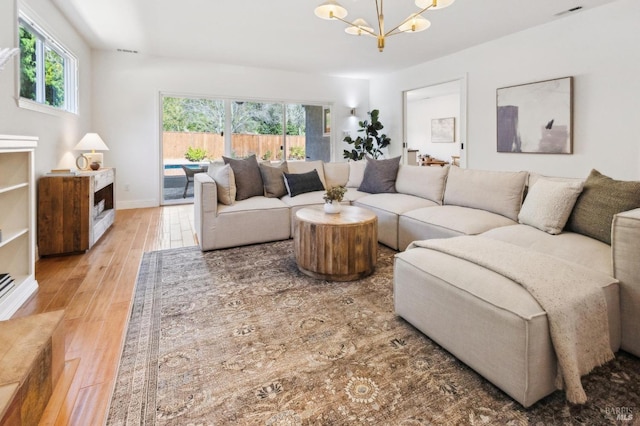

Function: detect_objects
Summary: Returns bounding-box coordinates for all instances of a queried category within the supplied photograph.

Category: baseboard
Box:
[116,199,158,210]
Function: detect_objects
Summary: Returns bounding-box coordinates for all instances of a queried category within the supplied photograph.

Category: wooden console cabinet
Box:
[38,168,116,256]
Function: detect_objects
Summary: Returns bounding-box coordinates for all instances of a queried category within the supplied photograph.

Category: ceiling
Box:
[51,0,620,79]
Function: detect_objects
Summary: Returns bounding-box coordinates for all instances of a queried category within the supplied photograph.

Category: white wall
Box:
[91,52,369,208]
[0,0,92,177]
[371,0,640,180]
[407,94,460,162]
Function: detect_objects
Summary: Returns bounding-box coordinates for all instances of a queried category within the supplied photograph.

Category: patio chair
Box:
[181,165,206,198]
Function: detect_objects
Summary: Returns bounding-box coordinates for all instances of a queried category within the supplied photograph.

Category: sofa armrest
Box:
[194,173,218,250]
[612,207,640,357]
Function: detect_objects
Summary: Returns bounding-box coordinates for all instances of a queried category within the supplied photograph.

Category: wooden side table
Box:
[294,205,378,281]
[38,168,116,256]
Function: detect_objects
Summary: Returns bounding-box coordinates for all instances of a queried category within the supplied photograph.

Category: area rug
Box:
[107,241,640,425]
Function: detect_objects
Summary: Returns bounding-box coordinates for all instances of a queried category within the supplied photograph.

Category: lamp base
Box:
[85,152,103,167]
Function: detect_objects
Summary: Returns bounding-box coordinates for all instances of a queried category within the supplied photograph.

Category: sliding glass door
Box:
[161,95,329,204]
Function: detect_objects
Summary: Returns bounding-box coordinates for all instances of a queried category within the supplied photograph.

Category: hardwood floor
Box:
[12,204,196,425]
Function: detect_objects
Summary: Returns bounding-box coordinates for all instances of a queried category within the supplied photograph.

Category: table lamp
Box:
[74,133,109,170]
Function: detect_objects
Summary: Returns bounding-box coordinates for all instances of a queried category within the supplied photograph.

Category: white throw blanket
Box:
[409,236,616,404]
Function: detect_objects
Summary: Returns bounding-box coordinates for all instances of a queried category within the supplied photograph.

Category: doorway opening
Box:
[403,77,467,167]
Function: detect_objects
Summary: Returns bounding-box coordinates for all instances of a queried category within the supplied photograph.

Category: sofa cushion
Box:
[283,169,325,197]
[207,163,236,205]
[566,169,640,245]
[223,154,264,201]
[396,164,449,204]
[323,162,349,188]
[355,193,438,215]
[286,160,327,189]
[358,156,401,194]
[346,160,366,188]
[482,224,612,276]
[444,167,528,221]
[260,162,288,198]
[518,178,583,235]
[280,190,326,208]
[217,195,289,214]
[343,188,370,203]
[403,205,516,236]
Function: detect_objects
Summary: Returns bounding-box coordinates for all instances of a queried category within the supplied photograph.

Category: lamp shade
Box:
[345,18,374,36]
[398,14,431,32]
[314,0,348,20]
[74,133,109,151]
[415,0,455,10]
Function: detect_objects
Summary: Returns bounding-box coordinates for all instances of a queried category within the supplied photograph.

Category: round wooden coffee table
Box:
[294,205,378,281]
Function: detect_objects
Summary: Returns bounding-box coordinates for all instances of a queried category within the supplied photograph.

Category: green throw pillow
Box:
[566,169,640,244]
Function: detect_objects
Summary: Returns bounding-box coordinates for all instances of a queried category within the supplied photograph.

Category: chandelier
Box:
[314,0,455,52]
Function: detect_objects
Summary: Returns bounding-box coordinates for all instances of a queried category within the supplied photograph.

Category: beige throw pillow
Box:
[395,164,449,204]
[209,164,236,205]
[259,162,288,198]
[518,178,583,234]
[444,167,528,221]
[346,160,366,188]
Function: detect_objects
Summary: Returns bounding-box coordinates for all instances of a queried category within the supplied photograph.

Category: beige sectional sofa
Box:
[193,159,640,407]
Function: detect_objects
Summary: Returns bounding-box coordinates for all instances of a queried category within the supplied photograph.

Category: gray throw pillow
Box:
[223,154,264,201]
[283,169,325,197]
[358,156,401,194]
[566,169,640,244]
[260,162,289,198]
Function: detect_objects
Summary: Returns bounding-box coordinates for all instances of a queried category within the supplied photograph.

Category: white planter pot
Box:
[324,201,342,214]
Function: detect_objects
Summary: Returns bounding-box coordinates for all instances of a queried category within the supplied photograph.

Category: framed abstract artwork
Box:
[431,117,455,143]
[497,76,573,154]
[323,107,331,136]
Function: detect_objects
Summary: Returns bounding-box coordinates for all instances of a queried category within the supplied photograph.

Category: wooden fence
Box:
[163,132,306,161]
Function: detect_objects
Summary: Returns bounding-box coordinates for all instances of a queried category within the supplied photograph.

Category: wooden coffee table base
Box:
[294,206,378,282]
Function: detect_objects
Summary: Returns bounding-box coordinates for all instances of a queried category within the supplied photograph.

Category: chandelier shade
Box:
[314,0,455,52]
[415,0,456,9]
[314,0,348,20]
[398,14,431,33]
[344,18,374,36]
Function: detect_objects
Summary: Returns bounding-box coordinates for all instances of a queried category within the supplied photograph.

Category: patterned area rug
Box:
[107,241,640,425]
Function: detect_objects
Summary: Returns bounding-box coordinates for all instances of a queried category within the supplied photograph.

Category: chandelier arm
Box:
[331,15,380,37]
[383,2,434,37]
[376,0,383,35]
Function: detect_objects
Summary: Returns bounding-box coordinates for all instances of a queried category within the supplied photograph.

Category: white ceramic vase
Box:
[324,201,342,214]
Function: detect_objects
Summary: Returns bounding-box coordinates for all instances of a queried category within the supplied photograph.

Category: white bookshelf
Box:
[0,135,38,320]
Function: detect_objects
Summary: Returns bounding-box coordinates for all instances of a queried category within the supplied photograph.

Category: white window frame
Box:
[17,10,78,115]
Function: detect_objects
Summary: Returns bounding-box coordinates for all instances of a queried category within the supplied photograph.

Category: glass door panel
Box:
[161,96,224,203]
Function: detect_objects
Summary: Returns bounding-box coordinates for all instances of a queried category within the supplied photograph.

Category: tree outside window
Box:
[18,14,76,113]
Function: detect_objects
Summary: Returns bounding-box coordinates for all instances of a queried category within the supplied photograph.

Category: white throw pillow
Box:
[346,160,366,188]
[518,178,584,235]
[208,163,236,205]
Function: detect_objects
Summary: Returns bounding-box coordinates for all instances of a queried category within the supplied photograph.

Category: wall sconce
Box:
[350,108,357,116]
[74,133,109,170]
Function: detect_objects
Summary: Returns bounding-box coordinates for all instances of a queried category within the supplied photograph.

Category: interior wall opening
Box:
[403,77,467,168]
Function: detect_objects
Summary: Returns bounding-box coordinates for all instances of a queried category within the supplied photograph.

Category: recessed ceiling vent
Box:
[117,48,139,54]
[554,6,583,17]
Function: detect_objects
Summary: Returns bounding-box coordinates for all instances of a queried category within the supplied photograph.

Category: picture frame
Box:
[497,76,573,154]
[431,117,455,143]
[323,107,331,136]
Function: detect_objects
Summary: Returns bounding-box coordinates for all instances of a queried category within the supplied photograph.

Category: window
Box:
[160,95,327,204]
[18,13,77,113]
